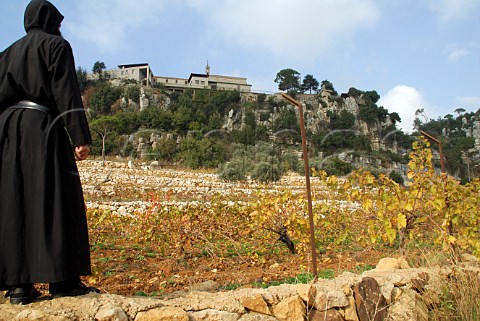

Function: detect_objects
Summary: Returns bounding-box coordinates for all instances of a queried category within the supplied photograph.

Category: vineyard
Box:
[76,139,480,297]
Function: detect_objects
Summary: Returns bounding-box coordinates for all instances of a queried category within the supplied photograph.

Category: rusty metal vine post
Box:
[281,93,318,278]
[419,130,460,260]
[420,130,445,173]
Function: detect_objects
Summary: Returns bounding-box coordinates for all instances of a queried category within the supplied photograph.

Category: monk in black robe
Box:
[0,0,97,304]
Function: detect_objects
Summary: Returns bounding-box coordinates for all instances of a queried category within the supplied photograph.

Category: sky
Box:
[1,0,479,133]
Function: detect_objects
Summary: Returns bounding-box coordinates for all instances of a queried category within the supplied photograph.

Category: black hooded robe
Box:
[0,0,92,286]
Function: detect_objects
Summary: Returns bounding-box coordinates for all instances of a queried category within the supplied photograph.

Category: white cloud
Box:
[379,85,432,133]
[444,43,471,62]
[457,96,480,109]
[67,0,166,53]
[65,0,381,61]
[428,0,480,23]
[188,0,381,62]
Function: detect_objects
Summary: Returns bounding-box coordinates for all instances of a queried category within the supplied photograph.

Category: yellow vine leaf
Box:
[407,171,415,179]
[432,199,445,211]
[387,203,399,212]
[363,199,373,211]
[447,235,456,244]
[397,214,407,229]
[404,202,414,212]
[366,175,375,185]
[386,228,396,244]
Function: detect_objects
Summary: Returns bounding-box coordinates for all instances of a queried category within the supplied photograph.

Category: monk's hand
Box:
[75,145,90,161]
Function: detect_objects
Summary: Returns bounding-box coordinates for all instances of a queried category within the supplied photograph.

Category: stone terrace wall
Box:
[2,257,479,321]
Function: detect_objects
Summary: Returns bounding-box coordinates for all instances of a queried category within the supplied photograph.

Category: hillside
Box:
[82,81,480,182]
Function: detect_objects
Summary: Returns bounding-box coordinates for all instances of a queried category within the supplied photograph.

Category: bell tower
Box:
[205,60,210,77]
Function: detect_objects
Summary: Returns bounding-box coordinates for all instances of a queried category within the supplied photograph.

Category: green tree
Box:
[274,69,301,92]
[178,136,225,169]
[257,93,267,105]
[92,61,106,79]
[89,83,121,115]
[89,115,121,165]
[389,112,401,124]
[301,74,319,94]
[358,103,388,124]
[76,67,88,93]
[327,110,355,129]
[363,90,380,104]
[321,80,338,96]
[116,110,139,134]
[152,138,178,162]
[347,87,363,97]
[172,105,194,133]
[138,106,173,131]
[125,85,140,104]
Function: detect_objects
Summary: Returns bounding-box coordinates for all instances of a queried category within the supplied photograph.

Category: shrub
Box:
[218,160,247,181]
[153,138,178,162]
[281,152,302,173]
[321,157,353,176]
[251,161,283,182]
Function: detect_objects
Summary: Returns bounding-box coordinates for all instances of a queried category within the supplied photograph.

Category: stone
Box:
[190,308,241,321]
[134,306,188,321]
[388,288,428,321]
[353,277,388,321]
[313,290,349,311]
[165,291,245,314]
[295,284,317,307]
[375,257,399,270]
[240,293,271,315]
[235,288,277,306]
[272,295,306,321]
[379,282,394,304]
[397,256,410,269]
[308,309,345,321]
[13,309,71,321]
[95,304,128,321]
[267,284,297,302]
[362,270,406,287]
[343,293,359,321]
[189,280,220,292]
[238,312,278,320]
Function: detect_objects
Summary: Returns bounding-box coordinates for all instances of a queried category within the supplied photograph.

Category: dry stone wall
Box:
[2,257,479,321]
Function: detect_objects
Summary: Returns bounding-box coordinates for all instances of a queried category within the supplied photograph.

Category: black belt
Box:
[9,101,50,114]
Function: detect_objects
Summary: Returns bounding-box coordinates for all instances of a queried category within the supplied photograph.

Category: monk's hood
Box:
[24,0,64,34]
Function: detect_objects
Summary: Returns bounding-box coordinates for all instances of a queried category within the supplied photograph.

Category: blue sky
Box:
[2,0,479,132]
